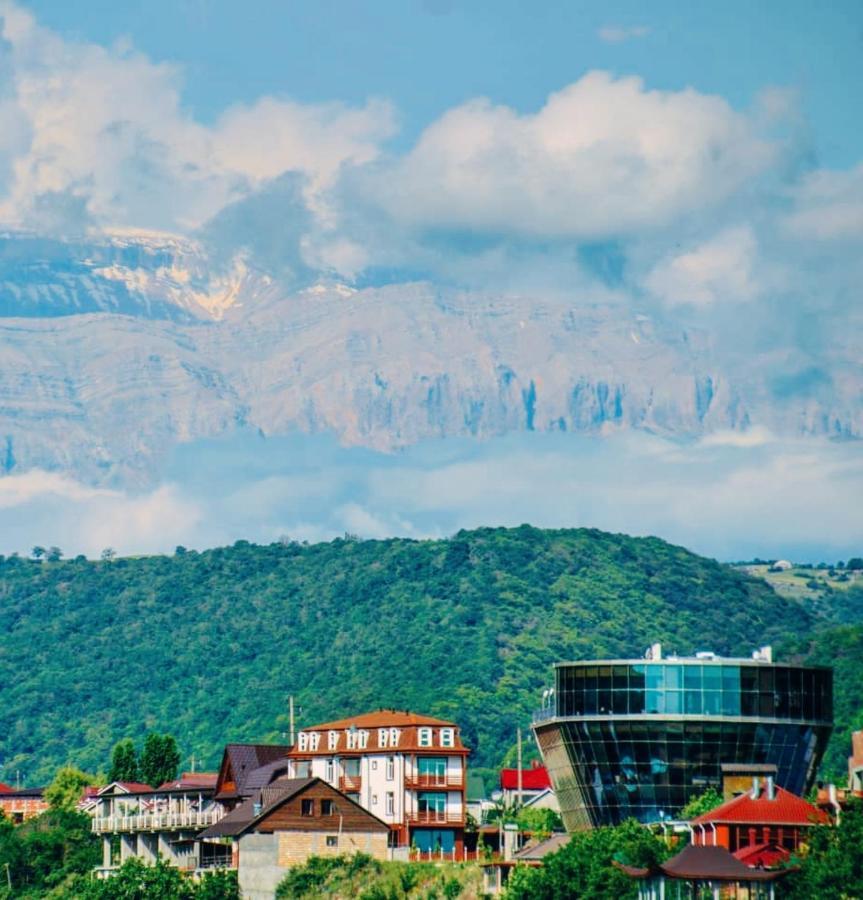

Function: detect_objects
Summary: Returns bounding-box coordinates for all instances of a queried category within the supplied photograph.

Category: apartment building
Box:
[286,710,469,854]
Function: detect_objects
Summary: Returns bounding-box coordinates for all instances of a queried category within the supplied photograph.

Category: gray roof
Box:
[218,744,291,798]
[513,832,570,861]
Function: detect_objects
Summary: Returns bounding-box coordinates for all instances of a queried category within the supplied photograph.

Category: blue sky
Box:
[21,0,863,166]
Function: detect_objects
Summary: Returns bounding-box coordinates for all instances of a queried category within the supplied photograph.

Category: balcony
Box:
[405,773,464,790]
[339,775,362,793]
[91,809,224,834]
[405,810,464,826]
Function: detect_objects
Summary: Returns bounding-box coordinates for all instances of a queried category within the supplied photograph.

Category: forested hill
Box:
[0,526,837,783]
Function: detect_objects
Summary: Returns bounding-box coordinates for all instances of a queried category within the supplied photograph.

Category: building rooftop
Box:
[305,709,458,731]
[500,765,551,791]
[691,780,829,827]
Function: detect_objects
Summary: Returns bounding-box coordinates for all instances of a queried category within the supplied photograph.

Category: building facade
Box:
[199,777,389,900]
[286,710,468,854]
[533,645,833,830]
[90,776,222,876]
[0,786,48,823]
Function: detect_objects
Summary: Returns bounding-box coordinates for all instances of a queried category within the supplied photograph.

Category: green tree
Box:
[47,546,63,562]
[77,857,196,899]
[44,766,96,812]
[108,738,139,784]
[139,733,181,787]
[846,557,863,571]
[515,807,564,837]
[0,808,99,896]
[782,797,863,899]
[679,786,724,819]
[505,819,668,900]
[30,546,46,561]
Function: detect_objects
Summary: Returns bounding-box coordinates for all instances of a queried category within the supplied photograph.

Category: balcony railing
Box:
[339,775,362,793]
[405,810,464,825]
[91,809,224,834]
[405,774,464,789]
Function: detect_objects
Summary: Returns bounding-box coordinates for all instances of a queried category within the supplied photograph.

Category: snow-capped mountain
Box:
[0,231,857,487]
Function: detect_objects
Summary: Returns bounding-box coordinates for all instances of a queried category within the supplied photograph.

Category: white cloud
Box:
[644,226,763,307]
[782,163,863,242]
[0,2,394,233]
[598,25,651,43]
[365,72,776,240]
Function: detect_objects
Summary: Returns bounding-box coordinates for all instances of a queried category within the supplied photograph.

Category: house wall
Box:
[237,830,389,899]
[257,780,389,835]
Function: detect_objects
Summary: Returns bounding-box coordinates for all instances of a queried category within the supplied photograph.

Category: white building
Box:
[286,709,469,856]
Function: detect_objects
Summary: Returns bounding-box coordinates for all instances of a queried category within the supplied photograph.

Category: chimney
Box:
[766,775,776,800]
[751,777,761,799]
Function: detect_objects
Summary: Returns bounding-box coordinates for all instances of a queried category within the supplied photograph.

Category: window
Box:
[386,791,394,815]
[386,757,395,781]
[372,794,378,805]
[301,799,314,817]
[440,728,454,747]
[326,835,338,847]
[378,728,389,747]
[389,728,401,747]
[328,730,339,750]
[346,729,359,750]
[298,732,309,751]
[418,727,432,747]
[418,757,446,779]
[325,759,335,783]
[358,729,369,749]
[310,732,321,751]
[321,799,335,816]
[371,760,378,770]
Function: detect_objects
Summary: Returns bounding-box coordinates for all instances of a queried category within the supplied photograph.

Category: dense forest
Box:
[0,526,859,785]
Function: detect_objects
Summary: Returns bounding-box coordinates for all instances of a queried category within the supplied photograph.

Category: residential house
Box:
[0,786,48,823]
[689,775,829,868]
[91,774,221,876]
[286,710,469,855]
[499,762,552,807]
[197,776,389,900]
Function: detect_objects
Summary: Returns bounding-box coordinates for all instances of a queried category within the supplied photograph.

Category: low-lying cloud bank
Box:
[0,431,859,563]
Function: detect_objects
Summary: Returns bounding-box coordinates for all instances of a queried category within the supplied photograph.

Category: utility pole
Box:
[289,696,295,746]
[516,728,523,808]
[15,769,20,791]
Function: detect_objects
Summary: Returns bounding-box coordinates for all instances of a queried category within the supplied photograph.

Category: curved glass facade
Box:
[534,659,833,830]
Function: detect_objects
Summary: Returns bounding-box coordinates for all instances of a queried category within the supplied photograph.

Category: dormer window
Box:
[298,732,309,752]
[358,729,369,749]
[418,727,432,747]
[328,730,339,750]
[440,728,454,748]
[378,728,389,748]
[310,732,321,751]
[346,729,358,750]
[390,728,401,747]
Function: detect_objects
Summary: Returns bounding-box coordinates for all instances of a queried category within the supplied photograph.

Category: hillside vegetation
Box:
[0,526,851,784]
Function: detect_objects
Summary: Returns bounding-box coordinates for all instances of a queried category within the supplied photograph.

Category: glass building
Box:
[532,647,833,830]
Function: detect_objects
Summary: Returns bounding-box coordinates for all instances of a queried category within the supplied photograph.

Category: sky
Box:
[0,1,861,559]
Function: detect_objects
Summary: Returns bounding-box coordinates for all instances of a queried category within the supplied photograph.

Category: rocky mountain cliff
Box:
[0,232,858,486]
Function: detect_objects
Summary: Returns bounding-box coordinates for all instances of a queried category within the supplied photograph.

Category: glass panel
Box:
[665,666,683,689]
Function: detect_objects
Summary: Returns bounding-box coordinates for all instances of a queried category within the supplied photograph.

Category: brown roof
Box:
[198,777,388,840]
[156,773,218,791]
[627,845,792,883]
[215,743,291,799]
[307,710,459,730]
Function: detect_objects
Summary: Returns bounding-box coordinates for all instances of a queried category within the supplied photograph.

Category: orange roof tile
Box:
[307,710,458,730]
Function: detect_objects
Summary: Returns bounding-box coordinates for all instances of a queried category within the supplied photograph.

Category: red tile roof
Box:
[0,783,11,792]
[691,783,829,827]
[733,843,790,869]
[500,766,551,791]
